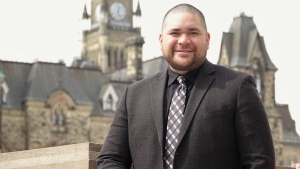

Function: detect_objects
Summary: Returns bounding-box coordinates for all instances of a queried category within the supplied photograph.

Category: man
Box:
[97,3,275,169]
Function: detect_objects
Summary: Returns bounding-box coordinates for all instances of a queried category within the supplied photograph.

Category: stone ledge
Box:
[0,142,101,169]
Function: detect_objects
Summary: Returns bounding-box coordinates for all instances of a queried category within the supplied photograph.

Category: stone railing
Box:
[0,142,296,169]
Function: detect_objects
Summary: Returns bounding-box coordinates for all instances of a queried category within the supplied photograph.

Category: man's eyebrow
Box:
[189,27,200,31]
[167,28,180,32]
[167,27,200,32]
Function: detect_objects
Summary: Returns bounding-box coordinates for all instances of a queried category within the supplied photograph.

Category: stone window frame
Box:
[102,85,119,112]
[51,102,67,133]
[105,95,113,111]
[251,58,264,97]
[51,103,66,126]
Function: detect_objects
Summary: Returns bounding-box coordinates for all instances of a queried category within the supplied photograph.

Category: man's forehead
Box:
[164,13,202,26]
[164,12,202,24]
[161,11,206,32]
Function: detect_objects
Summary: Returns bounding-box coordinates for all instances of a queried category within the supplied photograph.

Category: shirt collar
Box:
[167,65,202,86]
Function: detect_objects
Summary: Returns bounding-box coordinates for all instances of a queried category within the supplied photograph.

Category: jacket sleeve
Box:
[235,74,276,169]
[97,87,132,169]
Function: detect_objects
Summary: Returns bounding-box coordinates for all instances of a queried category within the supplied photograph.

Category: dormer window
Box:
[102,85,119,112]
[52,107,65,126]
[106,95,113,111]
[51,102,66,133]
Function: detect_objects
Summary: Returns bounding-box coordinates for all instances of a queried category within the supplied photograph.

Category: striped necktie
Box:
[164,76,186,169]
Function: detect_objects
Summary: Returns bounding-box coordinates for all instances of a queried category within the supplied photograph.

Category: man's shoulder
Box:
[129,69,167,88]
[206,62,251,83]
[212,63,247,76]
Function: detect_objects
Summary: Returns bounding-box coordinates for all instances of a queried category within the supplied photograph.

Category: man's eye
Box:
[190,32,198,35]
[170,32,179,35]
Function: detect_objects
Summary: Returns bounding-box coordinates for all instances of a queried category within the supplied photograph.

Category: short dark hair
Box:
[161,3,207,32]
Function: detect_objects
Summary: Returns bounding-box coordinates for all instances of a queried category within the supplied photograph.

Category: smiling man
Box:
[97,3,275,169]
[159,7,210,75]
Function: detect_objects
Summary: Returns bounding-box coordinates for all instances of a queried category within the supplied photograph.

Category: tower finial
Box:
[240,0,245,15]
[82,4,89,19]
[135,1,142,16]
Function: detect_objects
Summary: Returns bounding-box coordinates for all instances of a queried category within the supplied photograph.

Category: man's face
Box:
[159,12,210,75]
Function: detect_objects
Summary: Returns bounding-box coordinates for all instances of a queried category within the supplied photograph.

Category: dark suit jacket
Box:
[97,60,275,169]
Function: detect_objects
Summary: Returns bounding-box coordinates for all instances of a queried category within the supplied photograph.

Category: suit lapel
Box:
[177,60,215,145]
[150,70,168,152]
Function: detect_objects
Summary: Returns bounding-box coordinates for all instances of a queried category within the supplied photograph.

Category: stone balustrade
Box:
[0,142,295,169]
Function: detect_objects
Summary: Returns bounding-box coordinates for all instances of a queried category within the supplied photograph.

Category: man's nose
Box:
[178,34,191,45]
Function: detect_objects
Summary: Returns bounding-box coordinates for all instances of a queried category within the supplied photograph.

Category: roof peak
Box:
[236,12,253,19]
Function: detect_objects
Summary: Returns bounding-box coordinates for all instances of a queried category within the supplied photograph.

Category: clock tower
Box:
[82,0,142,73]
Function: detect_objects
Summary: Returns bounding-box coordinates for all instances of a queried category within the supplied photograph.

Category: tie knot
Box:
[177,76,186,85]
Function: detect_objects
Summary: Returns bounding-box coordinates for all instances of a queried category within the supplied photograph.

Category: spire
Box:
[82,4,89,19]
[133,1,142,29]
[135,1,141,16]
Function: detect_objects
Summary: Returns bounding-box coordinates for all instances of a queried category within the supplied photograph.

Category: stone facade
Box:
[1,109,26,152]
[0,89,98,151]
[89,116,113,144]
[0,89,113,151]
[282,143,300,165]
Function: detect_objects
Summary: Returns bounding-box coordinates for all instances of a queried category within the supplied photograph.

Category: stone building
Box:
[0,0,299,166]
[218,13,300,165]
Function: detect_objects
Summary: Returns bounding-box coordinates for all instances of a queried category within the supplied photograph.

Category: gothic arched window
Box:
[252,61,262,94]
[114,50,118,68]
[58,111,65,125]
[120,51,124,68]
[52,110,58,125]
[107,49,111,67]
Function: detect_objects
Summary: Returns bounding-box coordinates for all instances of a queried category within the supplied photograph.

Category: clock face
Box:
[95,3,101,22]
[110,2,126,21]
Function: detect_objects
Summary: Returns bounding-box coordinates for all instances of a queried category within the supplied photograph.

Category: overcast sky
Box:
[0,0,299,133]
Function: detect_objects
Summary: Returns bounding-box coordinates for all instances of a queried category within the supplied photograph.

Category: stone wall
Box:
[90,115,114,144]
[282,143,300,166]
[1,98,94,152]
[264,71,276,107]
[1,109,26,151]
[25,100,93,149]
[267,107,284,164]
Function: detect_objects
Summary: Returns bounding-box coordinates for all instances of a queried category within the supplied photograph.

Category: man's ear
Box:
[206,32,211,50]
[159,34,163,50]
